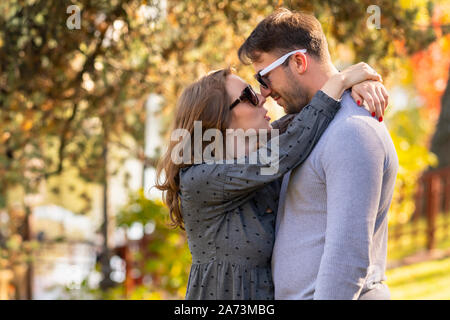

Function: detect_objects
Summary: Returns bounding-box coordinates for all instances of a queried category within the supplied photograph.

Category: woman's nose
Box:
[257,93,266,107]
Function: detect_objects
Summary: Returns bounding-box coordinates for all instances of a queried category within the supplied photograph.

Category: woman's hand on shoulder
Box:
[351,80,389,121]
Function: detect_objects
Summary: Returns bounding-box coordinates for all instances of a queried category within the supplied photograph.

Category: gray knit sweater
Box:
[272,90,399,300]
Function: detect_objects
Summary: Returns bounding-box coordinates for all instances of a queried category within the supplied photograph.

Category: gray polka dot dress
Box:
[179,90,340,300]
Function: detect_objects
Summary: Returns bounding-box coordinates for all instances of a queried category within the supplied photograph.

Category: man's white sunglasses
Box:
[255,49,307,89]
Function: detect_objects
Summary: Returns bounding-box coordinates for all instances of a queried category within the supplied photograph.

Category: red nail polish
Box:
[379,116,383,122]
[372,112,375,117]
[357,100,361,106]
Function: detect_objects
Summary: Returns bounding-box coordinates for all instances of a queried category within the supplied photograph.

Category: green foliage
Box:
[0,233,40,270]
[114,189,191,299]
[116,189,168,227]
[387,107,438,225]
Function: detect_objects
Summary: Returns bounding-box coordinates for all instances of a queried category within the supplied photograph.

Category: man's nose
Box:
[260,84,272,98]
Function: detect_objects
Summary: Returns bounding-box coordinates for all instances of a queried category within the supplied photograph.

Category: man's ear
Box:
[291,53,308,75]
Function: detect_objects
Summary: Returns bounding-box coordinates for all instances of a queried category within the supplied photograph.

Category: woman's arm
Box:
[321,62,382,99]
[181,89,340,207]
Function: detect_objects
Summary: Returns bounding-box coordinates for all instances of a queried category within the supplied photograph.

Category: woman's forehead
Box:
[227,74,248,89]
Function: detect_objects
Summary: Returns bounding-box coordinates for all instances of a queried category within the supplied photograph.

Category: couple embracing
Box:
[156,8,398,300]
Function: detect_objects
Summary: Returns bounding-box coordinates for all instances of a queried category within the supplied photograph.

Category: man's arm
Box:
[313,119,385,300]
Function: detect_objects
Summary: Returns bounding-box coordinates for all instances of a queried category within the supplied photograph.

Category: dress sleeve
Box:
[179,90,341,205]
[270,113,296,134]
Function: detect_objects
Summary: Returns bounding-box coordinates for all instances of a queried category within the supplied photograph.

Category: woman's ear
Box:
[291,52,307,75]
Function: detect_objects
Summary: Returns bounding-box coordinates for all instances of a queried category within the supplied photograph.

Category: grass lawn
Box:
[385,213,450,299]
[386,256,450,299]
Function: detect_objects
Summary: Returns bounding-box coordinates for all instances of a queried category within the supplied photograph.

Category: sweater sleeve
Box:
[313,118,385,300]
[180,90,341,205]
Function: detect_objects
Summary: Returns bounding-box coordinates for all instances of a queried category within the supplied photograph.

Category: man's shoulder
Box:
[330,114,381,135]
[320,111,394,160]
[326,92,390,143]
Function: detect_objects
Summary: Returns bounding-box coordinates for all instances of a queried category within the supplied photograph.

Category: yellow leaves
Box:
[70,52,86,73]
[153,198,166,208]
[41,100,53,111]
[399,1,450,37]
[6,234,23,251]
[147,291,163,300]
[97,21,109,33]
[387,102,439,227]
[399,0,428,10]
[34,12,45,25]
[434,1,450,24]
[82,72,95,92]
[399,140,410,151]
[9,92,25,111]
[170,261,182,277]
[167,12,178,27]
[62,88,76,99]
[79,42,88,53]
[34,75,53,92]
[1,131,11,143]
[21,119,33,131]
[18,109,35,132]
[177,286,187,298]
[167,233,182,246]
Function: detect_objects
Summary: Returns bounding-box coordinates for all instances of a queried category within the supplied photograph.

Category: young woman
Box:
[156,64,387,300]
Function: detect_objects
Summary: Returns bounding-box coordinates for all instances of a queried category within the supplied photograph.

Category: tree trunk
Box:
[431,67,450,168]
[23,205,33,299]
[99,125,115,290]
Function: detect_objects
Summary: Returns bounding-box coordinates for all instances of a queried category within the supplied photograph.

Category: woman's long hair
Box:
[155,68,232,229]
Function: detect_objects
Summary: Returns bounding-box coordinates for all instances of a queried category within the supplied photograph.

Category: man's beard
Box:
[282,69,311,114]
[283,87,310,114]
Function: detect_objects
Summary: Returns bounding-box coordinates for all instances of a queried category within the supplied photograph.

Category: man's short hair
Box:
[238,8,329,64]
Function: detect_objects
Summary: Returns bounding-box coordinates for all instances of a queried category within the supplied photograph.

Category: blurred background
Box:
[0,0,449,300]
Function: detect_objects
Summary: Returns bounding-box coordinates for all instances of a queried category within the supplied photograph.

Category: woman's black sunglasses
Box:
[229,85,259,110]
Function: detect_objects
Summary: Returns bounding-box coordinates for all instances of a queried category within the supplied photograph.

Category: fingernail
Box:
[371,112,376,117]
[357,100,361,106]
[379,116,383,122]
